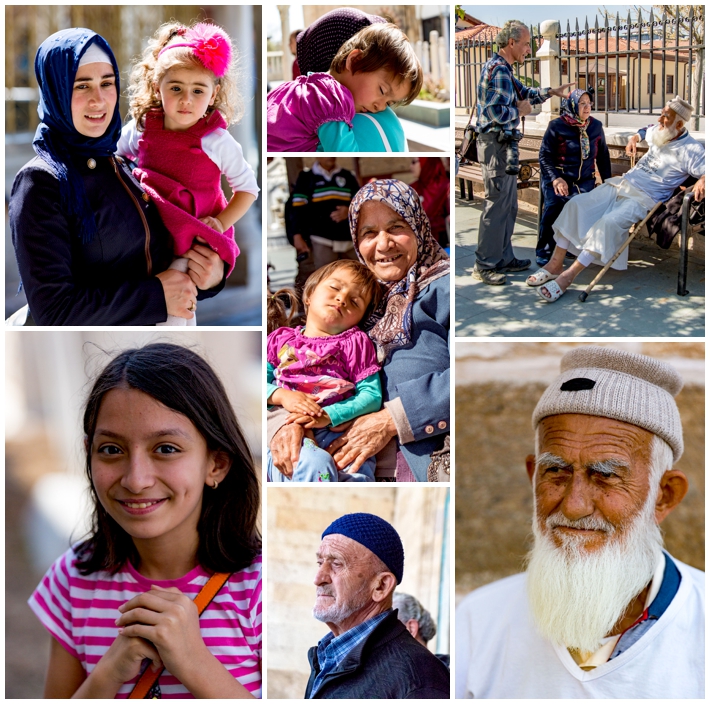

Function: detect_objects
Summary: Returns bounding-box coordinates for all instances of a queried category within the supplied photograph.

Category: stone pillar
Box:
[422,40,430,75]
[277,5,291,82]
[535,20,561,126]
[429,30,440,81]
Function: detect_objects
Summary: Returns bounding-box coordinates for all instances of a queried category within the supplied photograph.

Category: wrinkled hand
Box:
[552,177,569,197]
[517,99,532,117]
[156,269,198,320]
[270,423,305,478]
[199,215,226,233]
[549,82,576,98]
[271,388,322,416]
[286,411,332,429]
[625,133,640,157]
[184,237,224,290]
[116,586,208,683]
[293,234,310,254]
[330,205,349,223]
[693,175,705,201]
[327,409,397,473]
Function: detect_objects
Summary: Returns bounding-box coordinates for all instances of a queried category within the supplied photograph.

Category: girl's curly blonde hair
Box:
[127,20,243,130]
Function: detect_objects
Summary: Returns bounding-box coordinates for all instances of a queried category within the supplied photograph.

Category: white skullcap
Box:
[78,43,112,68]
[532,346,684,461]
[667,95,692,123]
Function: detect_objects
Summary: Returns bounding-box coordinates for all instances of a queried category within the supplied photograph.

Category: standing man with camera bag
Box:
[473,20,573,285]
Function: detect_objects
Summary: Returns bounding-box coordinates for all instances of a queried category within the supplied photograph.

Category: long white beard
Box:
[526,491,663,654]
[647,123,679,148]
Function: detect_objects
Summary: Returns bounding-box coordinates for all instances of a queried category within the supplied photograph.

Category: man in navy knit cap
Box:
[305,512,449,699]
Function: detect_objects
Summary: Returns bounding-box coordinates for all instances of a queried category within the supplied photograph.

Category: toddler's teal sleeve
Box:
[317,120,359,152]
[325,373,382,427]
[266,362,279,404]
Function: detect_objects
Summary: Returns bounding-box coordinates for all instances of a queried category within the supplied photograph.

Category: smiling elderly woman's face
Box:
[356,200,418,282]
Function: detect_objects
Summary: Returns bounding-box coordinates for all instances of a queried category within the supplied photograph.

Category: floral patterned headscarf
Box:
[349,179,449,362]
[561,88,592,159]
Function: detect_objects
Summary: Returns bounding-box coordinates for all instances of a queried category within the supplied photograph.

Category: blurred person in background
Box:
[393,591,449,668]
[411,157,450,248]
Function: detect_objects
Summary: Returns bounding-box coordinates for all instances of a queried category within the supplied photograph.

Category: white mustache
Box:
[546,512,615,533]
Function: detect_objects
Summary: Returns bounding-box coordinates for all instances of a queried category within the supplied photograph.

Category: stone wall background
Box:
[455,342,704,600]
[267,486,449,698]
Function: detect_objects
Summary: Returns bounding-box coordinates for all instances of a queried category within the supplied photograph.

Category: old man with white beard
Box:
[306,513,450,699]
[455,346,704,698]
[529,95,705,302]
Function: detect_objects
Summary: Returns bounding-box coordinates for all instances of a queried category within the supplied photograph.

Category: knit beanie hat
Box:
[322,513,404,583]
[532,346,684,461]
[667,95,692,123]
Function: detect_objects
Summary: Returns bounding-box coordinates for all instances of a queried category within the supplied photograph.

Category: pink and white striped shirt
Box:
[28,547,262,698]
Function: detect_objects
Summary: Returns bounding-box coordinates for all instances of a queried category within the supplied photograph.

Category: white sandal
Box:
[537,280,565,302]
[526,268,558,287]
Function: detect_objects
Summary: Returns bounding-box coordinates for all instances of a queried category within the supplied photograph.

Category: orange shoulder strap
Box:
[128,572,231,699]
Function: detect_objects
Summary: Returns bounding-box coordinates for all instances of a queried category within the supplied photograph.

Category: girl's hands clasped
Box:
[116,585,207,683]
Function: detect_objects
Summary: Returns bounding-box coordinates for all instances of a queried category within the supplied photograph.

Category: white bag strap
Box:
[360,113,392,152]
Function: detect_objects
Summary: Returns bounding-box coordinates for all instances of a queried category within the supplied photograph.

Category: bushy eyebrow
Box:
[536,452,567,469]
[588,457,630,476]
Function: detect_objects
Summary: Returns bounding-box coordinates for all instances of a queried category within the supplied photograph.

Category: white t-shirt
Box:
[117,119,259,198]
[624,131,705,203]
[455,554,704,698]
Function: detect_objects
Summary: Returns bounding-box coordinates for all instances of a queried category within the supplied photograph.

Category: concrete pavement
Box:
[455,197,705,337]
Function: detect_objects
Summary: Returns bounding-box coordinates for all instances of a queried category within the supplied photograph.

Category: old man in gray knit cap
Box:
[530,94,705,302]
[456,346,704,698]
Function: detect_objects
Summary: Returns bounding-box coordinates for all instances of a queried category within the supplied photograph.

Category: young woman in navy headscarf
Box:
[531,89,612,269]
[9,28,225,325]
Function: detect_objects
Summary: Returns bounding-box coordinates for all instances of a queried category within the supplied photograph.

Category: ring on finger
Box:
[188,301,196,313]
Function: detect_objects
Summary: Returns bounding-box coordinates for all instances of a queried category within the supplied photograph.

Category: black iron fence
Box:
[455,9,705,129]
[455,25,541,113]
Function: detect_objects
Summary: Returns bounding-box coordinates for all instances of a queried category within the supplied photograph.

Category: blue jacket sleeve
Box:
[325,373,383,427]
[392,328,450,442]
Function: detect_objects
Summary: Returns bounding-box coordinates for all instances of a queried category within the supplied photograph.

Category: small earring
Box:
[211,478,219,489]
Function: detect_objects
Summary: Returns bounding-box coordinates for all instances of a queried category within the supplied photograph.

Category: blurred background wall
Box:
[5,5,263,324]
[267,486,450,698]
[455,341,704,602]
[5,330,261,698]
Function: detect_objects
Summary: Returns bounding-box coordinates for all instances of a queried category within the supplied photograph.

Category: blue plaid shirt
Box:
[309,610,391,698]
[476,53,551,133]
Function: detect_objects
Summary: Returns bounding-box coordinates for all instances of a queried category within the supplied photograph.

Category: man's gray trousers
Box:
[476,132,518,270]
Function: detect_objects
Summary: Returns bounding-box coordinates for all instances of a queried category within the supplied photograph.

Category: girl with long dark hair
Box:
[29,343,261,698]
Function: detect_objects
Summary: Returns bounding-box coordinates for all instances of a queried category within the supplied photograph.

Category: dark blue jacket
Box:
[10,154,223,325]
[305,610,450,699]
[539,116,612,192]
[382,275,450,482]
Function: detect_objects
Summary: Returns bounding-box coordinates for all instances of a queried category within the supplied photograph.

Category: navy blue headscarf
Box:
[33,28,122,243]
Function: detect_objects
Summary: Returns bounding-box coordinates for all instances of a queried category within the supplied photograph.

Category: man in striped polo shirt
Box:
[290,157,361,271]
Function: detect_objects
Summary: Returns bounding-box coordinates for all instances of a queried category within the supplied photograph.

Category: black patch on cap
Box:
[561,378,596,391]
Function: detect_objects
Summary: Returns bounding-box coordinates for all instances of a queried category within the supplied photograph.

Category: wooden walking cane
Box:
[578,202,662,302]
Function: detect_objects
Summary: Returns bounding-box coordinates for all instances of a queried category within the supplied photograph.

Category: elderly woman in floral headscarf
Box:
[529,89,612,271]
[270,179,450,482]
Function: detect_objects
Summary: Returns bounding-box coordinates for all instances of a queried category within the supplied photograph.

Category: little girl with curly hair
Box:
[118,21,259,325]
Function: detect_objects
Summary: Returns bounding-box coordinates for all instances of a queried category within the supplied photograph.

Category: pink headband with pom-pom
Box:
[159,23,232,77]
